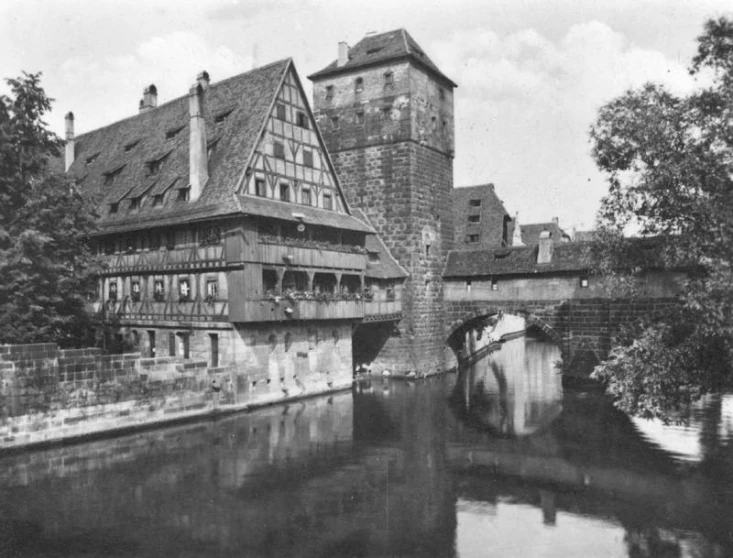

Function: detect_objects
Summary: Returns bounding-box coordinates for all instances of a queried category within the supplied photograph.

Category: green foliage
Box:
[589,18,733,421]
[0,72,101,347]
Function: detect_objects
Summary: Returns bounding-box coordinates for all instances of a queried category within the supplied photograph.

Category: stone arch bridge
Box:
[442,238,684,377]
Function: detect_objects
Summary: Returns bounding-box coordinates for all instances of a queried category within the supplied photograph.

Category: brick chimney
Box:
[188,82,208,201]
[64,112,75,172]
[337,41,349,67]
[537,231,553,264]
[197,70,210,90]
[139,84,158,112]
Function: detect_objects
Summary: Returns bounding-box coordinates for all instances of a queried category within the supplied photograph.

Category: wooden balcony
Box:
[257,242,366,271]
[103,245,226,274]
[229,298,364,323]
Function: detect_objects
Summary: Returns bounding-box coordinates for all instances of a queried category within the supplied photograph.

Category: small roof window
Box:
[85,153,100,166]
[165,125,184,139]
[214,109,234,124]
[124,140,139,153]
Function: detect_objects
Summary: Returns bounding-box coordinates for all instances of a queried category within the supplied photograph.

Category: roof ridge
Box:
[74,58,292,140]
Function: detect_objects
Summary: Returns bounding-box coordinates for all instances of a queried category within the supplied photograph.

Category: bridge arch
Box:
[445,307,564,360]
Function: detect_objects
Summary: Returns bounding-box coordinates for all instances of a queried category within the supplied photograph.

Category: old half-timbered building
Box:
[64,59,396,389]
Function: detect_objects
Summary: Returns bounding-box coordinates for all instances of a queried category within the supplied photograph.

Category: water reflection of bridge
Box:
[1,344,732,556]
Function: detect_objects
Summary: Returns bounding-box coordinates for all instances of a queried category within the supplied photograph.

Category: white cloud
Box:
[431,21,701,229]
[57,31,250,134]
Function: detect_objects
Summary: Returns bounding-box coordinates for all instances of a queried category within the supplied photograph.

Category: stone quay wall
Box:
[0,342,351,451]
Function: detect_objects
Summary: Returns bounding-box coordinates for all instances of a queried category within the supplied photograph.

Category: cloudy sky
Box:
[1,0,730,230]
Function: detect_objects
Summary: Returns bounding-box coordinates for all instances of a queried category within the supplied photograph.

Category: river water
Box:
[1,337,732,557]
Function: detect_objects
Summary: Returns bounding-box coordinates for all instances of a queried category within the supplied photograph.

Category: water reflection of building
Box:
[451,338,563,437]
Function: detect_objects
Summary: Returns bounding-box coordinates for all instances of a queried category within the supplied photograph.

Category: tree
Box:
[589,18,733,421]
[0,72,100,347]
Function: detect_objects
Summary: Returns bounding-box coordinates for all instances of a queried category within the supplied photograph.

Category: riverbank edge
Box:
[0,380,353,455]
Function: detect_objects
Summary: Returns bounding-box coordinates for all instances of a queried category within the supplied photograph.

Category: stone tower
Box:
[309,29,456,374]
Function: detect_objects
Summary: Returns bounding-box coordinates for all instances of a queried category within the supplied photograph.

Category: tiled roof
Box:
[236,195,374,233]
[444,242,594,278]
[352,210,409,279]
[444,237,671,278]
[308,29,457,88]
[520,222,571,245]
[67,59,307,235]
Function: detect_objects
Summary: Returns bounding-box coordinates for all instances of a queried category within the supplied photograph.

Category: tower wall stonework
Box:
[313,61,455,374]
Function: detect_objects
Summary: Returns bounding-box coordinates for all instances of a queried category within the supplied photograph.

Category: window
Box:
[303,150,313,168]
[148,330,156,357]
[214,109,232,125]
[466,234,480,243]
[255,178,266,197]
[200,227,221,246]
[154,279,165,301]
[109,203,119,214]
[210,334,219,367]
[169,332,176,357]
[356,111,364,125]
[124,140,139,153]
[279,182,290,202]
[466,281,472,293]
[207,141,218,160]
[104,169,120,187]
[178,333,190,359]
[86,153,99,166]
[178,278,191,302]
[355,77,364,93]
[580,277,589,288]
[273,141,285,159]
[431,116,437,130]
[152,194,164,207]
[301,188,312,206]
[331,116,339,129]
[491,278,498,291]
[276,103,286,121]
[382,107,391,121]
[130,197,141,210]
[146,158,164,175]
[177,188,190,202]
[296,111,309,129]
[131,281,141,302]
[165,126,183,139]
[108,281,118,301]
[469,199,482,207]
[323,193,333,210]
[468,214,480,223]
[384,71,393,87]
[439,88,445,101]
[325,85,334,100]
[206,279,219,299]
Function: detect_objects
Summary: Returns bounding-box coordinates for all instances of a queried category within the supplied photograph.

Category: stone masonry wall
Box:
[0,338,352,450]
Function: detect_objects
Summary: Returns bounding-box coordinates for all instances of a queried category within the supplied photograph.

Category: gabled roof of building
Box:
[451,184,513,249]
[66,59,368,236]
[352,210,409,279]
[308,29,457,88]
[520,222,571,245]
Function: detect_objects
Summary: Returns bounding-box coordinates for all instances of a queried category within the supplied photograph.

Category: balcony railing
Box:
[229,297,364,323]
[258,242,366,270]
[102,245,226,273]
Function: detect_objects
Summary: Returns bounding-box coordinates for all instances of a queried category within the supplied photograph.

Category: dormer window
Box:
[207,139,219,160]
[325,85,334,100]
[124,141,139,153]
[276,103,286,121]
[355,77,364,93]
[109,202,119,214]
[86,153,99,166]
[146,153,168,176]
[152,194,164,207]
[214,109,233,125]
[165,126,184,139]
[367,47,384,55]
[177,188,190,202]
[384,72,393,87]
[130,197,141,210]
[103,166,123,186]
[296,111,309,129]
